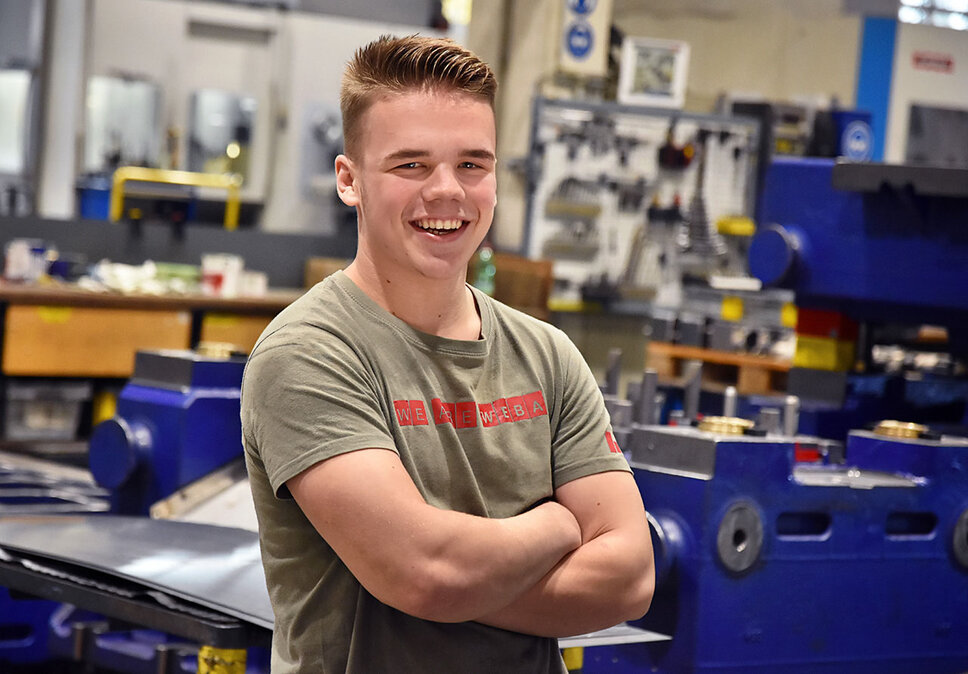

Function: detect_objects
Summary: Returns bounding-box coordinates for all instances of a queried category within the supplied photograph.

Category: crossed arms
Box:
[287,447,654,637]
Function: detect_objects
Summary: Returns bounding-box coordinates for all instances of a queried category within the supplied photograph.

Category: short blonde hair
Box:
[340,35,497,158]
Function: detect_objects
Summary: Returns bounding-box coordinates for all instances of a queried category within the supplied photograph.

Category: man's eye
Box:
[460,162,481,169]
[398,162,420,169]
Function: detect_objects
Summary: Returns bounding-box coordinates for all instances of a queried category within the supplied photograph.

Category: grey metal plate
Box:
[559,623,670,648]
[0,514,273,630]
[0,515,671,650]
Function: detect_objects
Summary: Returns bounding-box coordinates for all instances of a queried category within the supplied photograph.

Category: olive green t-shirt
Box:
[242,271,629,673]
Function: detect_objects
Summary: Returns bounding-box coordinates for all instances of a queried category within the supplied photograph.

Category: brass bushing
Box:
[873,420,928,439]
[698,416,755,435]
[196,341,236,359]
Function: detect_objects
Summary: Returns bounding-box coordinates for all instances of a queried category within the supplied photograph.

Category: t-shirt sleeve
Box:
[548,329,631,489]
[241,327,398,498]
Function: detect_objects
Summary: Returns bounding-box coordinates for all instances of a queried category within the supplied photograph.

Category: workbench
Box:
[0,283,302,377]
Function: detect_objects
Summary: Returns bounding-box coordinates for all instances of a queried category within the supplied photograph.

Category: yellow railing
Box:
[109,167,243,230]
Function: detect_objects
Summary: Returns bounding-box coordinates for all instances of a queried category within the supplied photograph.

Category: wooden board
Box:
[646,341,790,396]
[199,313,274,354]
[3,305,191,377]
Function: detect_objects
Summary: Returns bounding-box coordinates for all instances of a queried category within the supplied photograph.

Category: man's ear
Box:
[335,154,359,207]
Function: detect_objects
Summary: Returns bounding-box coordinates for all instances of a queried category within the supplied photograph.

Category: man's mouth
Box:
[411,218,468,236]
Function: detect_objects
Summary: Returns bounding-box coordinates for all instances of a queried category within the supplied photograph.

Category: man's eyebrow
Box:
[382,149,496,163]
[462,149,496,163]
[383,149,428,163]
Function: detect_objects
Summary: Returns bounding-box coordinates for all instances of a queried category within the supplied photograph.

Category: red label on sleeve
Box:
[606,431,623,454]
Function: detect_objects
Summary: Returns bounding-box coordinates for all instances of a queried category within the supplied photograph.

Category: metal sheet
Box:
[0,452,110,515]
[0,515,667,650]
[0,515,272,630]
[559,623,670,649]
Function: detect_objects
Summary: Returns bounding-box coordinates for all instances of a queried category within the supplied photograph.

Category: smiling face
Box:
[336,88,497,289]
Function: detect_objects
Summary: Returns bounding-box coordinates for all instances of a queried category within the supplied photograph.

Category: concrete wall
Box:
[613,0,861,112]
[0,0,45,66]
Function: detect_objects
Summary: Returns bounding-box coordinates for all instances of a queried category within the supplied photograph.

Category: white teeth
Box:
[415,219,463,231]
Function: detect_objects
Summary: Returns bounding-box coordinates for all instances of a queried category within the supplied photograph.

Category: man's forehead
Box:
[362,87,494,124]
[356,89,496,160]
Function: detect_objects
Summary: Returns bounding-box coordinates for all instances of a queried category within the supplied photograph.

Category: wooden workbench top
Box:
[0,282,304,314]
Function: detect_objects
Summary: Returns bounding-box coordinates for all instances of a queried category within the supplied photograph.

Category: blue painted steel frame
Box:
[856,17,897,163]
[0,589,59,666]
[618,427,968,673]
[751,157,968,330]
[92,356,246,515]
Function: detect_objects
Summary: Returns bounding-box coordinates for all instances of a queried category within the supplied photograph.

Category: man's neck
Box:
[344,261,482,340]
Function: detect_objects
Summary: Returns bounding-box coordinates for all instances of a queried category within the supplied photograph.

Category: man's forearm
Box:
[403,499,582,622]
[473,471,655,636]
[475,527,654,636]
[288,449,583,625]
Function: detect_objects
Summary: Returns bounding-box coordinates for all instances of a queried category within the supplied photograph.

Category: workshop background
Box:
[0,0,967,672]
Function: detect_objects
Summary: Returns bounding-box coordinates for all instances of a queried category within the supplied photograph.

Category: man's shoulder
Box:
[250,274,358,355]
[480,292,568,348]
[482,293,555,332]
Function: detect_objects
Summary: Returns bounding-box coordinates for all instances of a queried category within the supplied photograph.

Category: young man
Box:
[242,35,654,673]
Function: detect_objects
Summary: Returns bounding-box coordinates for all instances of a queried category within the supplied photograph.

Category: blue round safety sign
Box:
[841,120,873,161]
[568,0,597,15]
[565,21,594,59]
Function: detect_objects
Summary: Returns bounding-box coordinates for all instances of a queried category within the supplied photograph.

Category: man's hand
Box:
[477,470,655,636]
[287,448,581,623]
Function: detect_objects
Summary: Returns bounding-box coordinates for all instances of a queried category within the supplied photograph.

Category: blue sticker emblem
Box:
[841,120,873,161]
[566,21,594,59]
[568,0,597,14]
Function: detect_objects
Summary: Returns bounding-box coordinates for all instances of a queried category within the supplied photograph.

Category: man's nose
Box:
[422,165,464,201]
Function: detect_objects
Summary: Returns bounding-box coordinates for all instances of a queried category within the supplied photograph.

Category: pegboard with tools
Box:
[522,98,760,307]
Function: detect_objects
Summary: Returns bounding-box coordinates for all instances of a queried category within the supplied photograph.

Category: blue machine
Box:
[746,158,968,435]
[0,590,64,668]
[580,158,968,672]
[749,157,968,329]
[88,349,247,515]
[0,350,251,670]
[584,417,968,673]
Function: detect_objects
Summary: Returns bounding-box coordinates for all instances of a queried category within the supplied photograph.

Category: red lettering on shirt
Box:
[455,401,478,428]
[479,402,501,427]
[393,400,413,426]
[524,391,547,417]
[396,391,547,430]
[410,400,428,426]
[493,398,512,424]
[507,395,531,421]
[605,431,622,454]
[432,398,455,426]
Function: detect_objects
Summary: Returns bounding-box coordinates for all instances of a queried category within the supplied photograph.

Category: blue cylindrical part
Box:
[748,223,800,287]
[89,417,152,490]
[648,511,686,588]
